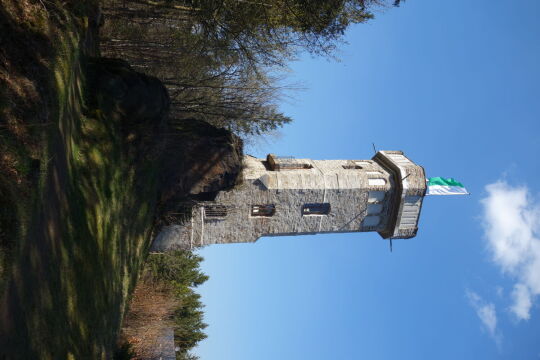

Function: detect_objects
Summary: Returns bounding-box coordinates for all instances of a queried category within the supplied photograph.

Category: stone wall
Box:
[151,151,426,252]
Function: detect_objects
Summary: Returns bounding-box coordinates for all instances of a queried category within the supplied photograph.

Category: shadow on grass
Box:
[0,1,240,358]
[0,6,159,357]
[0,1,56,295]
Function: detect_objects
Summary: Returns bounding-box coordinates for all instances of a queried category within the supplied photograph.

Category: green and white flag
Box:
[426,177,469,196]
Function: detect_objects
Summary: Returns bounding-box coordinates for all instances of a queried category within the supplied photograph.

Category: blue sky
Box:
[194,1,540,359]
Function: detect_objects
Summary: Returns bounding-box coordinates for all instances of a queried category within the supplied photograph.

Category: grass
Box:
[0,1,163,358]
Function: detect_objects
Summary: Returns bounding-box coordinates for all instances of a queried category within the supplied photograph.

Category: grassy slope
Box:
[0,1,160,358]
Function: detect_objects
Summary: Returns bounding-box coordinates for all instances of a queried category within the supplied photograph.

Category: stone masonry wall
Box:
[151,151,426,252]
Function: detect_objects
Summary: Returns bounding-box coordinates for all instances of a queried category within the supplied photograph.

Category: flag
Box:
[426,177,469,195]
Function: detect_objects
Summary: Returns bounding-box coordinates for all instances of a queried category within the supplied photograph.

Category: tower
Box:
[151,150,427,251]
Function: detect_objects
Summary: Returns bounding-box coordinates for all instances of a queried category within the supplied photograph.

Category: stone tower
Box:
[151,150,427,251]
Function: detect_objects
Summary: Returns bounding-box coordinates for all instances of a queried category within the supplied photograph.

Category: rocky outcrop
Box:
[159,119,243,208]
[85,57,243,233]
[85,58,242,203]
[86,57,169,126]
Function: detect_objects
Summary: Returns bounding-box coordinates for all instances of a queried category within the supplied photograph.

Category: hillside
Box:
[0,1,240,357]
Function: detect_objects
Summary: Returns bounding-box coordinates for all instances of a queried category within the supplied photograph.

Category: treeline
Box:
[138,250,208,360]
[101,0,401,136]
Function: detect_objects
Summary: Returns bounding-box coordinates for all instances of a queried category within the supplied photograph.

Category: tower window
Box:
[251,204,276,217]
[302,203,330,216]
[343,164,362,169]
[204,205,227,218]
[363,215,381,227]
[367,203,383,215]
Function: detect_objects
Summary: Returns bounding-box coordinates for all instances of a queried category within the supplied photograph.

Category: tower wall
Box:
[151,151,426,251]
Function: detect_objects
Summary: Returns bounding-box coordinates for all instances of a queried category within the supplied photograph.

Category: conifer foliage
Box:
[144,250,209,359]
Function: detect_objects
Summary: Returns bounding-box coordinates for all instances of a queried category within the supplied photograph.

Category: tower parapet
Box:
[151,151,426,252]
[372,151,426,239]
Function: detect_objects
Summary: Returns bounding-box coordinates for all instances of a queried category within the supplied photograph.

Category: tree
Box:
[144,250,209,357]
[101,0,400,136]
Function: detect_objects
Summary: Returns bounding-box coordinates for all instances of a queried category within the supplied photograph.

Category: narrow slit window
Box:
[343,164,362,169]
[302,203,330,216]
[251,204,276,217]
[367,203,383,215]
[204,205,227,218]
[363,215,381,227]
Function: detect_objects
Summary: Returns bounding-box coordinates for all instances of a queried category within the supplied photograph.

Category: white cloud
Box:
[511,284,532,320]
[466,290,500,343]
[481,181,540,320]
[478,304,498,337]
